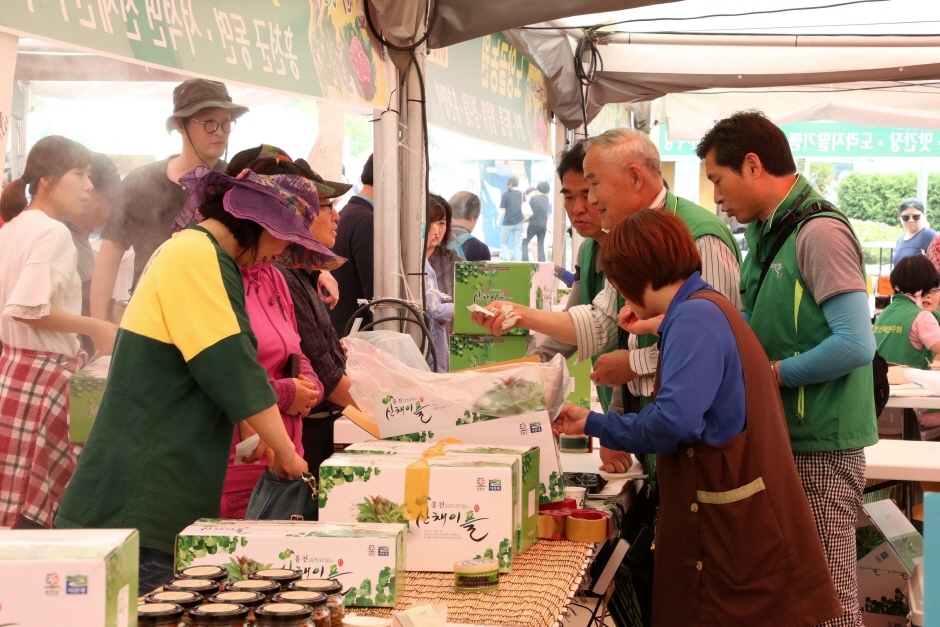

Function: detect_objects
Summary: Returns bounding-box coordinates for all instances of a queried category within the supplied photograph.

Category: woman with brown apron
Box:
[556,209,841,626]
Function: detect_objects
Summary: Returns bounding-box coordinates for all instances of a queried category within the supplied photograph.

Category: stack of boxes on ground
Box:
[451,260,591,407]
[854,499,925,626]
[327,335,572,573]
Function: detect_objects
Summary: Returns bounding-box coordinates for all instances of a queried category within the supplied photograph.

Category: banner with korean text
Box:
[660,122,940,159]
[0,0,387,108]
[426,33,551,156]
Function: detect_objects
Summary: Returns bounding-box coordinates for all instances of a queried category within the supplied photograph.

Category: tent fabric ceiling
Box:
[499,0,940,131]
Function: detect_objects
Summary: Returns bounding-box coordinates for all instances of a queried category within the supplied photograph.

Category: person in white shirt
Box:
[0,135,118,529]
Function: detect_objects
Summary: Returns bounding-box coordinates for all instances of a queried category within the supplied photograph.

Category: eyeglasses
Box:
[190,118,236,134]
[320,200,335,214]
[931,287,940,294]
[901,213,923,222]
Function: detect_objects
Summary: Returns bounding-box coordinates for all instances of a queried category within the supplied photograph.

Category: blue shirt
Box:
[584,273,746,456]
[893,228,937,264]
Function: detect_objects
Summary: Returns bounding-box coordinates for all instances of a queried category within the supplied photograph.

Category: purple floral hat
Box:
[173,166,345,271]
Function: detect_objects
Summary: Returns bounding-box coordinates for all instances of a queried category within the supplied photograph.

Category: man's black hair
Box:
[696,110,796,177]
[556,141,586,183]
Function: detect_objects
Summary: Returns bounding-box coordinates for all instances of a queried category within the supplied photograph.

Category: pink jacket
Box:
[221,262,323,505]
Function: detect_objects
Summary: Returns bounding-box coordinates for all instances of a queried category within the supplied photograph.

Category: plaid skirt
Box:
[0,345,85,528]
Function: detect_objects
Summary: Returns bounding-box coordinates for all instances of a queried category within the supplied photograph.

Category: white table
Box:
[865,439,940,483]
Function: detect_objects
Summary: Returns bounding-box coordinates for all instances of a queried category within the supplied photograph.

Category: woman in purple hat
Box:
[56,153,344,594]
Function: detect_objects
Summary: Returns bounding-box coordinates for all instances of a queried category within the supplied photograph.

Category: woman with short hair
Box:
[894,198,936,264]
[555,209,841,626]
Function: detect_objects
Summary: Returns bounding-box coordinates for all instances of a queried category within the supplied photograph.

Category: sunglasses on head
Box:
[901,213,923,222]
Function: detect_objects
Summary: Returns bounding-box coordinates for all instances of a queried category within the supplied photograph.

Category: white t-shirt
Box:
[0,210,82,356]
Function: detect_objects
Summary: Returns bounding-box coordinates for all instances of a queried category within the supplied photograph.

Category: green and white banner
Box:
[660,121,940,159]
[426,32,552,155]
[0,0,388,107]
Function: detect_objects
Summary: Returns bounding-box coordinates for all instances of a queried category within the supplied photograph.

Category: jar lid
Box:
[227,579,281,594]
[290,578,343,596]
[273,590,328,606]
[165,578,220,594]
[189,602,249,620]
[211,590,266,607]
[146,590,203,608]
[250,568,302,581]
[138,602,185,620]
[255,602,314,619]
[177,565,228,581]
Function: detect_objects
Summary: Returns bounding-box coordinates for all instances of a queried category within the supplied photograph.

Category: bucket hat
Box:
[165,79,249,133]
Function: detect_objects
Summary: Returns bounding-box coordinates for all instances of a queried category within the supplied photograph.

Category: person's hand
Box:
[90,320,119,355]
[617,304,664,336]
[287,374,320,416]
[590,350,635,387]
[553,403,590,436]
[317,271,339,310]
[470,302,520,335]
[599,447,633,474]
[273,451,308,479]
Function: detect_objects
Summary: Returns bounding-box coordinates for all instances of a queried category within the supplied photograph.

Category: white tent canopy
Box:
[421,0,940,130]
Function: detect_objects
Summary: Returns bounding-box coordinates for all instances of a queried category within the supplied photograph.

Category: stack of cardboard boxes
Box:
[450,261,591,407]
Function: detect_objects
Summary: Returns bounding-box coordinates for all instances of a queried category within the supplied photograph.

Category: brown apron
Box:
[651,290,841,627]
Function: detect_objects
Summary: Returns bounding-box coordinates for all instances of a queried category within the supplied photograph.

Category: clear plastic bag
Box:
[345,338,571,438]
[346,330,431,372]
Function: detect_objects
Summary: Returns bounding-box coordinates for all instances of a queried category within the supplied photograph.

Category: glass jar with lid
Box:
[176,565,229,585]
[211,589,266,611]
[255,602,315,627]
[189,602,250,627]
[137,602,184,626]
[273,592,330,627]
[289,579,345,627]
[163,578,220,599]
[226,578,281,600]
[249,568,303,591]
[144,590,203,613]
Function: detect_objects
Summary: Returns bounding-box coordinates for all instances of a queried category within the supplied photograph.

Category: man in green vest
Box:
[531,141,621,412]
[697,110,877,627]
[472,128,742,471]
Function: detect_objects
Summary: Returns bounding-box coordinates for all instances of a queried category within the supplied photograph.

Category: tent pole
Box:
[551,120,568,269]
[399,51,427,333]
[372,59,402,331]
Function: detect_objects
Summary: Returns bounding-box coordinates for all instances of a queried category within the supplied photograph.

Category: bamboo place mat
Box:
[350,540,596,627]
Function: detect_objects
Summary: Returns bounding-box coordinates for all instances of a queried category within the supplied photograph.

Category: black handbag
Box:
[244,468,319,521]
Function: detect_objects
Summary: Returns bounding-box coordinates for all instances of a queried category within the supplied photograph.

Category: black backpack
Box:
[753,201,889,417]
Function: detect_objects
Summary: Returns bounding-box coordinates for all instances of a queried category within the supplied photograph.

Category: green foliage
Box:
[456,410,498,426]
[222,555,272,582]
[807,162,835,197]
[319,465,374,508]
[849,219,905,265]
[355,496,408,525]
[345,569,395,607]
[856,524,884,561]
[344,114,373,158]
[863,588,908,617]
[175,535,241,569]
[384,431,434,442]
[837,172,920,224]
[455,263,497,286]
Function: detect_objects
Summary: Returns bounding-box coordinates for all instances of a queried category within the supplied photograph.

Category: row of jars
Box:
[138,565,347,627]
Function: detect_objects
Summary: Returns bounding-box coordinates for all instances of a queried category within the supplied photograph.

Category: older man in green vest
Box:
[472,127,742,471]
[697,110,877,627]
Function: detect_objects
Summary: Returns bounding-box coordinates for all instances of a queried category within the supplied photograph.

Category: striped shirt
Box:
[568,189,742,397]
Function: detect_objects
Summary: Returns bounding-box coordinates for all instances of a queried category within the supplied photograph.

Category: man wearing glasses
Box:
[90,79,248,323]
[893,198,936,264]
